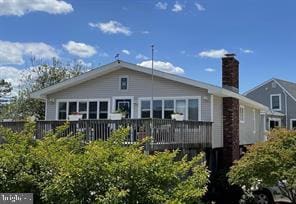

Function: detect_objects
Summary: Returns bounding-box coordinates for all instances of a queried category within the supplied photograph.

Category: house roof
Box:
[31,60,268,111]
[244,78,296,103]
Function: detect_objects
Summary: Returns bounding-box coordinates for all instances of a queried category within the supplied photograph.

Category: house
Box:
[245,78,296,130]
[30,54,268,169]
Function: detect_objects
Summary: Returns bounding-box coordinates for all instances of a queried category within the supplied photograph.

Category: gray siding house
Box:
[245,78,296,130]
[31,55,268,169]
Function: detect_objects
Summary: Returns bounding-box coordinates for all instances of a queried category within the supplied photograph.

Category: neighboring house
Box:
[31,55,268,170]
[245,78,296,130]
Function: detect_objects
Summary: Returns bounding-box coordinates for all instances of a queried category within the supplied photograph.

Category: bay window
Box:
[57,100,109,120]
[139,97,200,121]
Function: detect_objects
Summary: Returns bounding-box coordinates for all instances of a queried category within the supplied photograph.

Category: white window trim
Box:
[290,119,296,130]
[56,98,111,120]
[268,117,281,129]
[138,96,202,121]
[119,75,129,91]
[112,96,134,118]
[239,105,245,123]
[270,94,282,111]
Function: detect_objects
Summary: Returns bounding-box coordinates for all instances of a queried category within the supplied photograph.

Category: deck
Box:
[0,119,212,150]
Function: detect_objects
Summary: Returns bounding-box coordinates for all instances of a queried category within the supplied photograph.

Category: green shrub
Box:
[0,123,209,204]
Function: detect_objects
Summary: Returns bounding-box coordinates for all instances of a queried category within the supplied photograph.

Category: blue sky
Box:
[1,0,296,93]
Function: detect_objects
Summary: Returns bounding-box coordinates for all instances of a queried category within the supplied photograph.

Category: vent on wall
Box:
[272,82,277,88]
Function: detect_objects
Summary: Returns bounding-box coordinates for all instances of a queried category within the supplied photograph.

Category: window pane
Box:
[164,100,174,119]
[89,102,97,119]
[99,101,108,119]
[69,102,77,115]
[188,99,198,121]
[58,102,67,120]
[141,100,150,118]
[79,102,87,112]
[153,100,162,119]
[176,100,186,118]
[79,102,87,119]
[121,77,128,90]
[272,96,280,109]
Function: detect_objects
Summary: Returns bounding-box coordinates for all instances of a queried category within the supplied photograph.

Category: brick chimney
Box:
[222,54,240,168]
[222,53,239,93]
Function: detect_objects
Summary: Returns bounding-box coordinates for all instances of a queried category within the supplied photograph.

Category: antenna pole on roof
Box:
[151,44,155,150]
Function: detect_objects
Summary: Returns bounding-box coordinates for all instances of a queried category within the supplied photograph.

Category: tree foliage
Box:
[0,124,209,203]
[0,79,12,99]
[228,129,296,203]
[0,58,86,120]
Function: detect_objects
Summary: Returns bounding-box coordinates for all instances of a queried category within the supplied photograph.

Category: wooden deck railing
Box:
[0,119,212,149]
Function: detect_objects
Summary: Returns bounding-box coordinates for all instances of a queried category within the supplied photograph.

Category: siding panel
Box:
[46,68,211,121]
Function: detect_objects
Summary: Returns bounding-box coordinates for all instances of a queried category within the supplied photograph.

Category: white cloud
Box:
[155,2,168,10]
[204,68,216,72]
[0,40,58,65]
[198,49,228,58]
[172,2,183,12]
[122,49,130,55]
[99,52,109,57]
[240,48,254,54]
[89,20,131,36]
[194,2,205,11]
[138,60,185,74]
[76,59,92,68]
[136,54,149,60]
[62,41,96,58]
[0,0,73,16]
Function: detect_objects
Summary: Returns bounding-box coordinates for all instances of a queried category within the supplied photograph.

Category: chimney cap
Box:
[224,53,236,58]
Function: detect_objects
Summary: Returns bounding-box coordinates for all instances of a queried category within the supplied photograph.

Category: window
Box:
[269,119,280,129]
[68,102,77,115]
[270,94,281,110]
[164,100,174,119]
[239,105,245,123]
[141,100,151,118]
[88,102,98,119]
[99,101,108,119]
[290,119,296,130]
[58,102,67,120]
[188,99,199,121]
[139,97,200,120]
[79,102,87,119]
[153,100,162,118]
[176,100,186,118]
[120,76,128,90]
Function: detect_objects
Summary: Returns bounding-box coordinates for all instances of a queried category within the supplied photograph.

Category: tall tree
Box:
[228,129,296,204]
[0,58,87,120]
